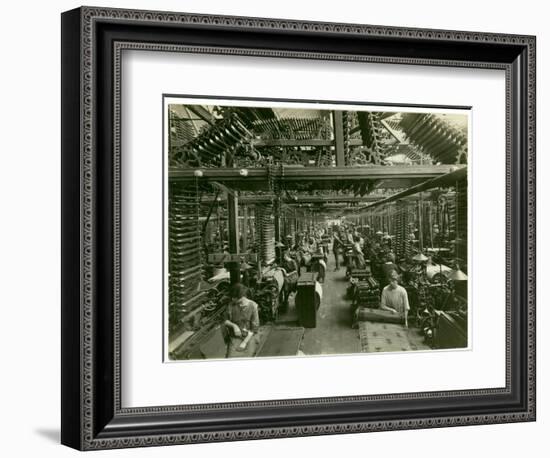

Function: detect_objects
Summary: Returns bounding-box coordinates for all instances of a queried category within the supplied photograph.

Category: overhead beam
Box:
[250,138,363,147]
[253,138,330,147]
[202,194,386,204]
[350,166,467,212]
[170,165,461,182]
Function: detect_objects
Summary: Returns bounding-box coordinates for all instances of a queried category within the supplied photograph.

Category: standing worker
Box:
[332,231,343,271]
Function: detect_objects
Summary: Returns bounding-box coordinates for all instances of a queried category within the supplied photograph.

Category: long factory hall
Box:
[167,104,468,360]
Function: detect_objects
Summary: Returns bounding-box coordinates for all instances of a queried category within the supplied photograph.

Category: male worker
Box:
[380,270,410,327]
[332,230,343,270]
[222,283,260,358]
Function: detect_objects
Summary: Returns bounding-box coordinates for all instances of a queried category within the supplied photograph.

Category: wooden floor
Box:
[277,253,430,356]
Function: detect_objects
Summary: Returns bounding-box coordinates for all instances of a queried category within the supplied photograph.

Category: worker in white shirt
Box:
[380,270,410,327]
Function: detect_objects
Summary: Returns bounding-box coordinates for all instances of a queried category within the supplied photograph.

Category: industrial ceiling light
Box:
[449,265,468,281]
[412,252,429,262]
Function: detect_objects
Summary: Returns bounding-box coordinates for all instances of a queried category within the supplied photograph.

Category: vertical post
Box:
[294,209,298,243]
[428,202,434,249]
[227,192,240,284]
[418,197,424,252]
[250,207,255,244]
[241,205,248,252]
[333,110,345,167]
[274,198,281,243]
[274,198,282,262]
[217,201,223,252]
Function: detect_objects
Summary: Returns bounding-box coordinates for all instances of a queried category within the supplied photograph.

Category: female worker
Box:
[353,235,366,269]
[280,252,299,310]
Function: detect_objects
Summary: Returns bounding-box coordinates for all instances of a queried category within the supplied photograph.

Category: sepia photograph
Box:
[58,5,536,451]
[165,99,469,361]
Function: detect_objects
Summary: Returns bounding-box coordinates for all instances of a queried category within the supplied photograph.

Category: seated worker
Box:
[359,233,365,250]
[286,236,302,274]
[281,252,299,309]
[285,234,294,251]
[299,235,309,252]
[306,237,318,253]
[282,251,299,277]
[300,237,317,269]
[380,270,410,327]
[381,252,398,283]
[222,283,260,358]
[312,248,327,283]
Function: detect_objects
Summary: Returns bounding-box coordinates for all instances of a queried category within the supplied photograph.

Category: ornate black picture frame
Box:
[61,6,536,450]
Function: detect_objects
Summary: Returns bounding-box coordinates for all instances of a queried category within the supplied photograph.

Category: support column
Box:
[217,202,223,252]
[274,198,282,262]
[250,207,255,244]
[333,111,346,166]
[294,209,298,242]
[418,198,424,252]
[241,205,248,252]
[274,198,281,244]
[227,193,240,284]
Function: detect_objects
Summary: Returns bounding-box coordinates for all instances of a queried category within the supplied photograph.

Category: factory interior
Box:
[167,103,469,360]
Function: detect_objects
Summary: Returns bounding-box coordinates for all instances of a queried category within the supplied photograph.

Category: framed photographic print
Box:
[61,6,536,450]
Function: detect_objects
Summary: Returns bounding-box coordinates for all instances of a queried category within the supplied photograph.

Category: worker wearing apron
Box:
[222,283,260,358]
[380,270,410,328]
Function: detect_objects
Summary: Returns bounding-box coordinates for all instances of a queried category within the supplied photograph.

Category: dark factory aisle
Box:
[300,257,361,356]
